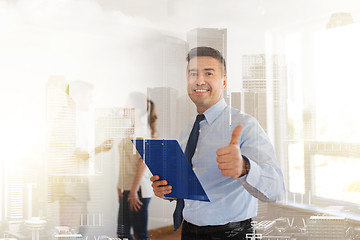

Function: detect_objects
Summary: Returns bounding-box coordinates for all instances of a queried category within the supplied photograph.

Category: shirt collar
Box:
[201,98,227,125]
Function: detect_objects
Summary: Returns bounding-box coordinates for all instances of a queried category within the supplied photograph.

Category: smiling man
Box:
[151,47,285,240]
[187,54,227,114]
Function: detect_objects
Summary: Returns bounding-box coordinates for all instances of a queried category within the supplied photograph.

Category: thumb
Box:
[229,124,243,145]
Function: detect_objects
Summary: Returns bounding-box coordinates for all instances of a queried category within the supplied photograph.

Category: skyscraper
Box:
[94,107,134,174]
[187,28,227,61]
[91,107,134,236]
[6,168,24,223]
[308,216,346,240]
[241,54,288,164]
[46,76,69,122]
[147,87,178,139]
[242,54,269,132]
[46,76,77,176]
[46,76,77,208]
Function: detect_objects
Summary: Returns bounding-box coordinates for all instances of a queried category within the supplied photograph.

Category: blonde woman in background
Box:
[117,95,158,240]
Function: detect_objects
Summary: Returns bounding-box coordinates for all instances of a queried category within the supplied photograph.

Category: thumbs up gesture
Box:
[216,124,248,178]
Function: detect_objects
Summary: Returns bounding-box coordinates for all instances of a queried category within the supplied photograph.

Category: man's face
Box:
[187,56,227,113]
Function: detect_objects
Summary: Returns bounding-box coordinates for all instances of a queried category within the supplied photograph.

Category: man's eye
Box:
[206,72,213,76]
[190,73,197,77]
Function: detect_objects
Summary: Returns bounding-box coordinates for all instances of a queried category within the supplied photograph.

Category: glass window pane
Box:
[314,155,360,204]
[313,24,360,142]
[288,141,305,194]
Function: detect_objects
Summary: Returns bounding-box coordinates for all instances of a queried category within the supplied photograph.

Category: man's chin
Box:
[189,96,207,105]
[192,100,210,111]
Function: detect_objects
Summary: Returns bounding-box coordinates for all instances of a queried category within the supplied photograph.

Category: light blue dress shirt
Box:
[179,98,285,226]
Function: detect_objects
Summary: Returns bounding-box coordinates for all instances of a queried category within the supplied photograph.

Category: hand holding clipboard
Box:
[132,139,209,202]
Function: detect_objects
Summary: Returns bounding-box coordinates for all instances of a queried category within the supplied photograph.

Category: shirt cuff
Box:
[238,155,261,187]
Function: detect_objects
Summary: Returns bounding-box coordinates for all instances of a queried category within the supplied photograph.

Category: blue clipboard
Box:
[132,139,210,202]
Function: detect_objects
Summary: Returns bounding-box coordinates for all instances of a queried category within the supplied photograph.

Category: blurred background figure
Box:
[117,92,157,240]
[47,78,113,237]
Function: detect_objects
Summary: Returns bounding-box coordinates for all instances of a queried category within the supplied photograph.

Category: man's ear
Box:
[222,75,228,90]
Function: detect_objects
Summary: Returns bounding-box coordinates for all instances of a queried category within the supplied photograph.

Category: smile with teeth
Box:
[195,89,209,93]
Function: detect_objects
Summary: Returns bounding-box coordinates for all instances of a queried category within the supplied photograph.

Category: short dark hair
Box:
[186,47,226,75]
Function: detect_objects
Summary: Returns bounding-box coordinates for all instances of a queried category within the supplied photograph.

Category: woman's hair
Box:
[147,99,158,138]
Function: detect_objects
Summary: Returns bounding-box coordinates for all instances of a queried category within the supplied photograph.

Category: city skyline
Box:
[1,1,360,238]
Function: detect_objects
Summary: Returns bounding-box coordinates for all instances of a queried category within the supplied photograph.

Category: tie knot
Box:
[196,114,205,123]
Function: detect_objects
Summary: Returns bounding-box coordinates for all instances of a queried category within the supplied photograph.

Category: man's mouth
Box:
[194,89,209,93]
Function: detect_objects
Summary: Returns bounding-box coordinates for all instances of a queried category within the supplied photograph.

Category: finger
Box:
[134,200,142,211]
[137,204,142,211]
[218,162,236,171]
[132,204,139,212]
[154,185,172,194]
[229,124,243,145]
[153,184,172,198]
[216,146,232,156]
[216,145,239,158]
[216,154,235,164]
[216,155,229,164]
[152,180,168,188]
[133,205,139,212]
[129,198,140,210]
[220,169,239,178]
[155,190,171,198]
[150,175,160,182]
[156,189,172,198]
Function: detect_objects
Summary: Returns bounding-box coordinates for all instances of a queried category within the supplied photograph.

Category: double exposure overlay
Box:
[1,0,360,239]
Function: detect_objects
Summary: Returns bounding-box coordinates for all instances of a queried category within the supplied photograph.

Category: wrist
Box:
[239,155,250,177]
[130,189,139,195]
[129,191,139,198]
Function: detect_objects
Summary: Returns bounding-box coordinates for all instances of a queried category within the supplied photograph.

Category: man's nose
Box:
[195,74,205,85]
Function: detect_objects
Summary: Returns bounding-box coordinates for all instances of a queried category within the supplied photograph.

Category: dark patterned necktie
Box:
[173,114,205,231]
